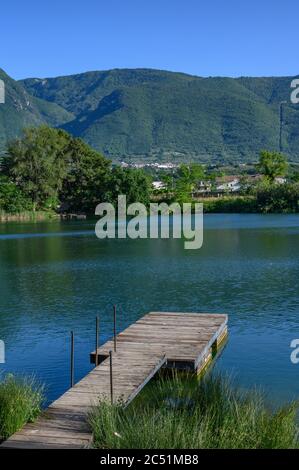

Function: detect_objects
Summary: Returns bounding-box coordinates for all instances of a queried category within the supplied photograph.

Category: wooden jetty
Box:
[1,312,227,449]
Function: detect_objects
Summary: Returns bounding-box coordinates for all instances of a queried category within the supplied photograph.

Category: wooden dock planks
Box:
[1,312,227,449]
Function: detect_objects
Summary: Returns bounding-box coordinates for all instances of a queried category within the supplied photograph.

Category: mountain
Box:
[3,68,299,163]
[0,68,73,154]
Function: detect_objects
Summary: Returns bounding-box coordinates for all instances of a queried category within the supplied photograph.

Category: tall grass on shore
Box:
[89,373,299,449]
[0,374,44,440]
[0,210,58,222]
[197,196,257,213]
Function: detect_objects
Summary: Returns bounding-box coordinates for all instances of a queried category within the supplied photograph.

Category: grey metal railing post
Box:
[95,316,99,366]
[70,331,74,387]
[113,305,117,352]
[109,350,113,404]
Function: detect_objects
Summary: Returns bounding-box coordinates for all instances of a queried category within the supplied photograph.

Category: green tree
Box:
[2,126,70,210]
[255,182,299,213]
[107,167,152,206]
[257,150,288,183]
[175,163,205,202]
[290,170,299,183]
[61,137,111,212]
[0,125,154,214]
[0,175,33,213]
[160,173,174,194]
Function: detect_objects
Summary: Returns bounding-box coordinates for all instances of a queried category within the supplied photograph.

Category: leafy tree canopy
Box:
[257,151,288,183]
[61,137,111,212]
[0,126,153,213]
[2,126,71,210]
[0,175,33,213]
[108,167,152,206]
[174,163,205,202]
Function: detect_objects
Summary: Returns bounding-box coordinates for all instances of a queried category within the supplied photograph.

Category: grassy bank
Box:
[194,195,257,213]
[151,194,258,213]
[89,373,299,449]
[0,210,59,222]
[0,374,44,440]
[155,182,299,213]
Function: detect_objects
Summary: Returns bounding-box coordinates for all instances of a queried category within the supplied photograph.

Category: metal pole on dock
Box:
[113,305,117,352]
[109,350,113,405]
[95,316,99,367]
[70,331,74,387]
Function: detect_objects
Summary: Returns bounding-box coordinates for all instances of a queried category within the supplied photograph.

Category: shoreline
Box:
[0,193,298,224]
[0,211,59,222]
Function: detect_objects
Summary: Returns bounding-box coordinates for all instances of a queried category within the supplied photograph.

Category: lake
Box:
[0,214,298,406]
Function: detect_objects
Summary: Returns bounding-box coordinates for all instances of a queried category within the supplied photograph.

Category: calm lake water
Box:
[0,214,298,406]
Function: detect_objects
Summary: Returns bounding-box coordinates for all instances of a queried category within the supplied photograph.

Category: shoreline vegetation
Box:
[165,185,299,214]
[0,189,298,223]
[1,372,298,448]
[0,210,59,222]
[0,196,298,223]
[0,126,298,222]
[0,374,44,441]
[89,372,299,450]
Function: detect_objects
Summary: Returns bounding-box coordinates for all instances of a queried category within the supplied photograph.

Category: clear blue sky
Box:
[2,0,299,79]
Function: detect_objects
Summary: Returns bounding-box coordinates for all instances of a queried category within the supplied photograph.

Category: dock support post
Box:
[109,350,113,404]
[70,331,74,387]
[95,316,99,367]
[113,305,117,352]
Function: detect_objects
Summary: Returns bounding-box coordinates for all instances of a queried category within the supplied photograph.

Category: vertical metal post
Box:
[109,350,113,405]
[70,331,74,387]
[113,305,117,352]
[95,316,99,367]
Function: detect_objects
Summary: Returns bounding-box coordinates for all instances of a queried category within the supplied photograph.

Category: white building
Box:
[274,177,287,184]
[152,181,166,190]
[215,176,240,192]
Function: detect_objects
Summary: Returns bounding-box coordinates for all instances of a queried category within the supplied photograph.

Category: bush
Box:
[201,196,257,213]
[0,177,33,213]
[107,167,153,206]
[255,183,299,213]
[89,373,299,449]
[0,374,44,440]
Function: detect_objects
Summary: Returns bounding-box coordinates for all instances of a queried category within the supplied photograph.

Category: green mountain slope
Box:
[6,68,299,163]
[0,69,73,154]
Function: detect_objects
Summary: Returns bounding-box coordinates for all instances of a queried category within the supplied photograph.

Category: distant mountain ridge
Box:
[1,68,299,163]
[0,68,73,153]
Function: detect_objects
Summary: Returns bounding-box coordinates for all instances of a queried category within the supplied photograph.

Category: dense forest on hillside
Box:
[1,68,299,163]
